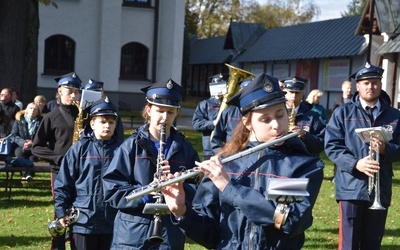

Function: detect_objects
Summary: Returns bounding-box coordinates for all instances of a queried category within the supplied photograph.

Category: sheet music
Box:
[355,126,392,143]
[80,90,102,109]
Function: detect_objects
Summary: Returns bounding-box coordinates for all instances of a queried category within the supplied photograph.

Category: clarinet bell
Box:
[148,216,164,244]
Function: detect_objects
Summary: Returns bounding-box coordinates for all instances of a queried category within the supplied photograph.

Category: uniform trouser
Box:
[338,200,388,250]
[71,233,112,250]
[51,172,66,250]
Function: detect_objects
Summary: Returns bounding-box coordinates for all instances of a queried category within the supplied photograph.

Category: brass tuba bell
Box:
[210,64,255,140]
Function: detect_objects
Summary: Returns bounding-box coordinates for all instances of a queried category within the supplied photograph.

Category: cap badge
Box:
[262,77,274,92]
[152,93,157,99]
[166,80,173,89]
[365,62,371,68]
[292,77,297,83]
[72,73,77,78]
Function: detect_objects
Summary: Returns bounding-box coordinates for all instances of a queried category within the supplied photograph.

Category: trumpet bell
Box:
[369,200,386,210]
[48,220,65,237]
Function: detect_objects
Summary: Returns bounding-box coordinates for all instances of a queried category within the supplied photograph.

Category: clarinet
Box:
[144,123,170,244]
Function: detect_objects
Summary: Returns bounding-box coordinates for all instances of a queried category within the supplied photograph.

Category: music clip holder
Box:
[143,203,170,215]
[355,126,392,144]
[266,178,310,202]
[266,178,310,230]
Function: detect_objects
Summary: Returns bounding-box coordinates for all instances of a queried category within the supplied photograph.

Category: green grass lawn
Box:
[1,129,400,249]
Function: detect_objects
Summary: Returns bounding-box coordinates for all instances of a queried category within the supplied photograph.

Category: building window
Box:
[120,42,148,80]
[122,0,151,7]
[43,35,75,75]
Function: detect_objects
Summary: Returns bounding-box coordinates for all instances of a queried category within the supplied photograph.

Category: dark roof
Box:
[234,15,366,63]
[189,36,231,65]
[376,34,400,54]
[374,0,400,54]
[375,0,400,35]
[224,22,265,51]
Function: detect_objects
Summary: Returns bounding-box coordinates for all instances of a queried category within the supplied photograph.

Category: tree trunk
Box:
[0,0,38,107]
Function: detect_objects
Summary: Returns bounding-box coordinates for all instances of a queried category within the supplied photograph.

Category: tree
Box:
[185,0,320,39]
[0,0,56,105]
[341,0,368,17]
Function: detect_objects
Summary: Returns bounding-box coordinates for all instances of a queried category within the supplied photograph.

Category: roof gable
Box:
[224,22,265,51]
[189,36,231,65]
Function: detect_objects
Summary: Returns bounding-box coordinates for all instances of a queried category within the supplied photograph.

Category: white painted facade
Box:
[37,0,184,110]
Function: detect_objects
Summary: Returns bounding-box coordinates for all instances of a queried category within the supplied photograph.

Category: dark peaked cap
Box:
[350,62,384,81]
[84,79,104,91]
[282,76,307,92]
[141,79,184,109]
[227,73,286,114]
[54,72,82,90]
[88,98,118,117]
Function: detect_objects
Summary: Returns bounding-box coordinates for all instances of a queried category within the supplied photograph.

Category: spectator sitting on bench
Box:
[10,102,42,180]
[0,110,12,160]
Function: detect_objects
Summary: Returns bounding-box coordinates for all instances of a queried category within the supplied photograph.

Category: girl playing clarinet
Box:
[103,79,199,250]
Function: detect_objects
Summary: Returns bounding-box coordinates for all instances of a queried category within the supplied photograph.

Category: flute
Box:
[125,131,299,202]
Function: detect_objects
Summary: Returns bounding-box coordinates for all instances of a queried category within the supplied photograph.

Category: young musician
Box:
[162,73,324,249]
[53,99,122,250]
[102,79,199,250]
[325,63,400,249]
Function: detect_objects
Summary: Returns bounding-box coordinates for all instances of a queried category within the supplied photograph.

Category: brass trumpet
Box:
[368,131,385,210]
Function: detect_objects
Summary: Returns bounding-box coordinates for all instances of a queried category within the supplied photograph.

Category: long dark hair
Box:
[217,112,252,157]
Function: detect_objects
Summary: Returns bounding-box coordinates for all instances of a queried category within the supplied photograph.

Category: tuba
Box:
[210,64,255,140]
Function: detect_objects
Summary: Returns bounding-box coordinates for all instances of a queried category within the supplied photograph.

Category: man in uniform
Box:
[282,76,325,156]
[325,63,400,249]
[32,72,81,250]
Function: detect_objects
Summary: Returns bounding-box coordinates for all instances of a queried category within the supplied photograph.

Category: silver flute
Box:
[125,131,299,202]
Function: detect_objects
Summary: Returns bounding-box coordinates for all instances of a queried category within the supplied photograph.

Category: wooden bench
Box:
[0,161,51,203]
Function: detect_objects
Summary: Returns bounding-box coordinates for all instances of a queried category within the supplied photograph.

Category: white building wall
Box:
[38,0,184,109]
[156,1,185,83]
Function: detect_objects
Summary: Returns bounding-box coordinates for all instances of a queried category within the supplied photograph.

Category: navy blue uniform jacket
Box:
[192,97,221,157]
[54,133,121,234]
[103,124,199,250]
[295,101,326,156]
[211,106,242,154]
[325,90,400,206]
[174,136,324,249]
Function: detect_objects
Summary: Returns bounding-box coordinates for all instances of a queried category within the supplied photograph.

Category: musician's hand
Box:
[59,216,69,228]
[355,155,380,178]
[371,136,385,155]
[156,160,170,181]
[162,172,186,218]
[195,156,229,192]
[290,126,306,138]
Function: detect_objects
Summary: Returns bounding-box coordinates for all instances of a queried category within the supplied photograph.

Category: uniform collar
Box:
[359,98,381,111]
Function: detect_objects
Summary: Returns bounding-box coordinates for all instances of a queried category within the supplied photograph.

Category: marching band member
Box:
[325,63,400,249]
[162,73,324,249]
[102,79,199,250]
[54,99,121,250]
[192,74,226,160]
[282,76,326,156]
